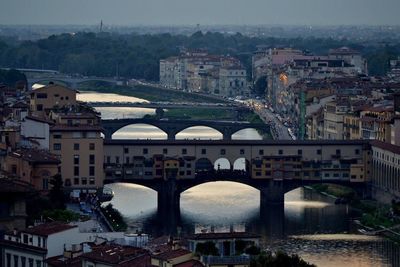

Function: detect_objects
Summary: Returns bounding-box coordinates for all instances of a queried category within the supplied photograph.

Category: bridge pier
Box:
[157,177,181,235]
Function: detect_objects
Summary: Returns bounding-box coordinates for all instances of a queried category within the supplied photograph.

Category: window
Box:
[29,258,33,267]
[74,143,80,150]
[21,257,26,267]
[187,163,192,168]
[336,149,341,155]
[38,236,41,247]
[124,147,129,153]
[65,179,71,186]
[279,149,283,155]
[187,170,192,175]
[106,156,111,164]
[42,178,49,190]
[201,149,206,154]
[23,234,28,243]
[6,253,11,267]
[355,149,360,155]
[115,156,120,164]
[89,154,95,164]
[53,143,61,150]
[259,149,264,155]
[14,255,19,267]
[317,149,322,155]
[125,157,130,164]
[74,155,79,165]
[36,93,47,99]
[89,143,95,150]
[298,149,302,155]
[89,177,95,185]
[163,148,168,154]
[81,177,87,185]
[220,149,226,155]
[143,148,148,154]
[53,134,62,139]
[74,166,79,176]
[36,104,43,111]
[240,149,245,155]
[182,148,187,155]
[36,260,41,267]
[89,166,95,176]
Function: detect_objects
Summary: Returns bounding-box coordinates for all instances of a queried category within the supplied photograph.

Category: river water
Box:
[79,91,400,267]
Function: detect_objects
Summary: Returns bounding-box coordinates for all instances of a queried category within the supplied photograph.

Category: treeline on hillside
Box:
[0,31,399,81]
[0,69,27,87]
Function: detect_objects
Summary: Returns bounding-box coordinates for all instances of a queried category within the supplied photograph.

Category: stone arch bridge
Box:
[101,118,270,140]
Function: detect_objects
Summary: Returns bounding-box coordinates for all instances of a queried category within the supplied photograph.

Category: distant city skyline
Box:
[0,0,400,26]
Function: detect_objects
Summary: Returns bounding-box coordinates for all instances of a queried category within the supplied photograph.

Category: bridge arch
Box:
[231,128,263,140]
[214,158,231,170]
[175,126,223,140]
[111,123,168,140]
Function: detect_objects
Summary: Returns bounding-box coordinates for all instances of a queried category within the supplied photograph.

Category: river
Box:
[79,91,400,267]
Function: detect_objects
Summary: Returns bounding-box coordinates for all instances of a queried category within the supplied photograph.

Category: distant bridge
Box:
[89,102,242,111]
[27,76,120,89]
[101,118,270,140]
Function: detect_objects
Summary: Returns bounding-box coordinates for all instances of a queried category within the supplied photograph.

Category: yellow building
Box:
[49,124,104,191]
[30,84,77,117]
[4,148,60,192]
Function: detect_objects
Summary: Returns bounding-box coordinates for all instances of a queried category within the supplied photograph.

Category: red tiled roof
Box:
[22,222,77,237]
[152,249,192,261]
[25,115,54,125]
[371,140,400,155]
[45,255,82,267]
[10,148,60,164]
[81,244,149,265]
[175,260,204,267]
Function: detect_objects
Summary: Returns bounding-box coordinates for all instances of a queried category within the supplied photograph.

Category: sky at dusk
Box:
[0,0,399,26]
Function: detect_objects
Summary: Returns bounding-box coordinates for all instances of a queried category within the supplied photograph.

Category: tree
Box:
[254,76,268,97]
[49,173,66,209]
[250,251,316,267]
[195,241,219,256]
[155,108,165,119]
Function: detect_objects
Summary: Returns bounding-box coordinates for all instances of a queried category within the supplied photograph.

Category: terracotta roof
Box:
[0,178,35,193]
[22,222,77,237]
[10,148,60,164]
[371,140,400,155]
[45,255,82,267]
[187,232,260,240]
[175,260,204,267]
[50,125,103,132]
[152,249,192,261]
[81,244,149,265]
[25,115,54,125]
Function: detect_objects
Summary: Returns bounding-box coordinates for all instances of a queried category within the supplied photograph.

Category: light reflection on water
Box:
[104,183,399,267]
[87,91,399,266]
[77,91,148,103]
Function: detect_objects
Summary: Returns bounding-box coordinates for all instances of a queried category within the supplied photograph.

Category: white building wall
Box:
[21,118,50,149]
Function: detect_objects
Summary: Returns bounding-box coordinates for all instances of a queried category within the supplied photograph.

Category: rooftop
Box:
[81,244,149,265]
[371,140,400,155]
[22,222,77,237]
[152,248,192,261]
[50,124,103,132]
[10,148,60,164]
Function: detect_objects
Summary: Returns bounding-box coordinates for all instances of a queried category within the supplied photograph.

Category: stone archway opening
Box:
[232,128,263,140]
[175,126,223,140]
[214,158,231,171]
[112,123,168,140]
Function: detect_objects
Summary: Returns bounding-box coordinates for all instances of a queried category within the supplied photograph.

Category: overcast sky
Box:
[1,0,399,26]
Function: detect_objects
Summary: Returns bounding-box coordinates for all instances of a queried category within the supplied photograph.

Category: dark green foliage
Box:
[195,241,220,256]
[0,69,27,87]
[42,209,80,223]
[254,76,268,97]
[245,245,261,255]
[250,251,316,267]
[49,174,66,209]
[1,32,399,82]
